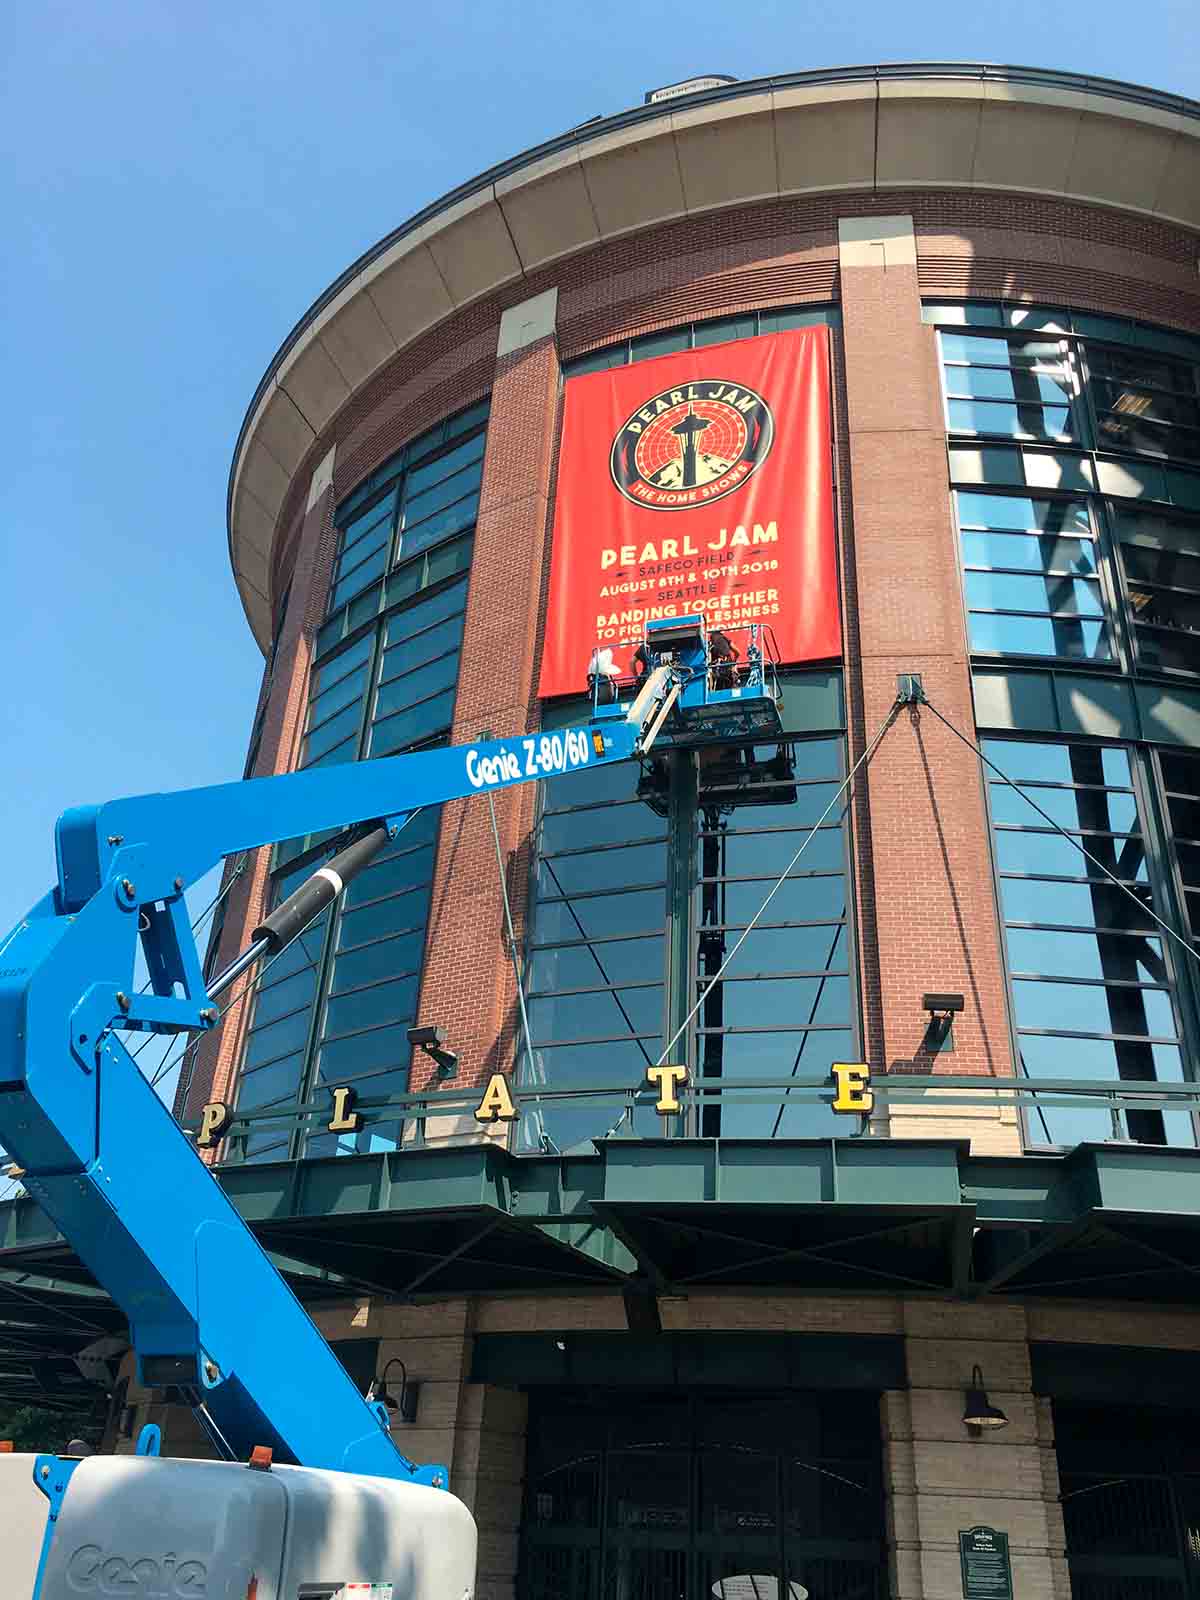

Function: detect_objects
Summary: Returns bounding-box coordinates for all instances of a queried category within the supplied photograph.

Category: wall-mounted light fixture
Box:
[408,1024,459,1080]
[922,992,964,1055]
[962,1365,1009,1431]
[367,1358,420,1424]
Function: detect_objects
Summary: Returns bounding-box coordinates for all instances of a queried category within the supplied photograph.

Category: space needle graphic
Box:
[671,403,712,489]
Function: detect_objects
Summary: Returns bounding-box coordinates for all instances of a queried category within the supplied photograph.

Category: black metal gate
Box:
[519,1389,887,1600]
[1057,1403,1200,1600]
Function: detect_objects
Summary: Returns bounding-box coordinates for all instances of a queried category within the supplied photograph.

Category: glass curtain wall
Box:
[932,304,1200,1149]
[523,689,852,1153]
[229,404,487,1161]
[984,737,1193,1147]
[932,304,1200,675]
[562,307,839,377]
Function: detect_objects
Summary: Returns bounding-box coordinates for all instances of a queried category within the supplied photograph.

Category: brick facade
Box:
[184,187,1200,1136]
[141,134,1200,1600]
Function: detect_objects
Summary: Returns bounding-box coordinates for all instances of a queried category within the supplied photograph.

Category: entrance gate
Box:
[519,1390,887,1600]
[1057,1403,1200,1600]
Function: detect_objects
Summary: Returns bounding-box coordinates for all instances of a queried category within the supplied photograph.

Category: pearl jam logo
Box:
[610,378,775,511]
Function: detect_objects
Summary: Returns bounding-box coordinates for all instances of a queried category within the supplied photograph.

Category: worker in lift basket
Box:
[587,645,620,705]
[709,628,738,690]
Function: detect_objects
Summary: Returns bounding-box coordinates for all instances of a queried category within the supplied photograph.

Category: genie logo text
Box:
[66,1544,208,1597]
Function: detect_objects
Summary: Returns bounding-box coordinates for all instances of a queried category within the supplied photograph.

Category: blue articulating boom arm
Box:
[0,666,682,1484]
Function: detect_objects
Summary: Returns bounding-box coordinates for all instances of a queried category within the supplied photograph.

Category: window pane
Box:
[956,493,1091,534]
[308,663,369,731]
[942,333,1065,365]
[331,545,389,611]
[703,827,844,878]
[1012,978,1176,1036]
[710,976,850,1028]
[541,801,664,853]
[252,970,318,1028]
[375,653,459,717]
[311,633,374,698]
[968,613,1109,659]
[962,532,1097,574]
[532,887,664,943]
[994,829,1147,880]
[1007,926,1165,983]
[331,929,425,993]
[1018,1034,1184,1081]
[303,699,362,763]
[338,495,395,551]
[948,366,1072,404]
[527,936,662,990]
[982,741,1132,787]
[966,572,1103,615]
[383,579,468,644]
[989,784,1138,832]
[243,1006,313,1067]
[529,985,663,1042]
[693,315,756,346]
[997,877,1156,930]
[368,690,456,756]
[338,885,431,947]
[315,1022,413,1082]
[537,841,666,895]
[401,432,485,500]
[343,848,434,909]
[236,1052,304,1112]
[948,399,1072,438]
[398,491,479,560]
[324,975,420,1038]
[379,613,464,681]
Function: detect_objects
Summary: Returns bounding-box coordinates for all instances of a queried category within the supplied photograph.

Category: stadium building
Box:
[6,60,1200,1600]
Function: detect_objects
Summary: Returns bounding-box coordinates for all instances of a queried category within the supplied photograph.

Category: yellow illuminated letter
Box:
[328,1085,362,1134]
[475,1073,518,1123]
[831,1062,873,1114]
[196,1101,230,1148]
[646,1063,689,1115]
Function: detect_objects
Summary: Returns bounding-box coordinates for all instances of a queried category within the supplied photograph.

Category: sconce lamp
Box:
[922,992,964,1055]
[962,1365,1009,1431]
[367,1358,420,1424]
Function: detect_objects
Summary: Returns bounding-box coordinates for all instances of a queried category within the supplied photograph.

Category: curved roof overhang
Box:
[228,62,1200,652]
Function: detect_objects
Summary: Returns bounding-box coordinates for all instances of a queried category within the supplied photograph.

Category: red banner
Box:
[537,327,840,698]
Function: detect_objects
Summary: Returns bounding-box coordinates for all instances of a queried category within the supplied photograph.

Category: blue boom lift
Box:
[0,617,782,1596]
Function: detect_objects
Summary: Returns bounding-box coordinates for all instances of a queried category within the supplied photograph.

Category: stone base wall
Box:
[122,1288,1200,1600]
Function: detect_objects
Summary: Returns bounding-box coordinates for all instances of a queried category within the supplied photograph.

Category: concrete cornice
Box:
[228,62,1200,652]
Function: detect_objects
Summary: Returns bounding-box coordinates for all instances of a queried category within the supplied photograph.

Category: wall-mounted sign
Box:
[474,1073,519,1123]
[196,1102,231,1148]
[959,1526,1012,1600]
[473,1064,692,1123]
[831,1062,873,1113]
[538,330,840,698]
[196,1085,363,1148]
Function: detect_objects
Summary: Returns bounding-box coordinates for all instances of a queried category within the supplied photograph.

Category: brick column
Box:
[884,1302,1068,1600]
[452,1385,528,1600]
[178,445,340,1122]
[837,216,1018,1153]
[414,290,561,1128]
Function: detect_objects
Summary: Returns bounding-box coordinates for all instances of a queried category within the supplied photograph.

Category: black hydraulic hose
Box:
[205,823,393,1002]
[251,823,392,954]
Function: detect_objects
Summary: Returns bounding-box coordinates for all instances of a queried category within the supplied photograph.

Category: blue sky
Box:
[2,1,1195,1094]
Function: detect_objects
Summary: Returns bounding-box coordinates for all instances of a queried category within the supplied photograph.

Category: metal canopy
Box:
[592,1139,974,1294]
[2,1138,1200,1387]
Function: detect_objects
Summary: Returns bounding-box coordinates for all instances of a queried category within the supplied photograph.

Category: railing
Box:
[206,1072,1200,1165]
